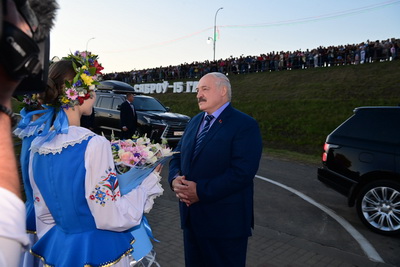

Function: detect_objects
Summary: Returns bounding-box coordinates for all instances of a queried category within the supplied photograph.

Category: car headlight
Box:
[142,115,166,126]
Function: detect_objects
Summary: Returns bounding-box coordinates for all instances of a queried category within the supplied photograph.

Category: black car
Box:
[93,81,190,146]
[318,106,400,236]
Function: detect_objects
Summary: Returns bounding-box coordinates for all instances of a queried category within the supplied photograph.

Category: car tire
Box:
[356,180,400,236]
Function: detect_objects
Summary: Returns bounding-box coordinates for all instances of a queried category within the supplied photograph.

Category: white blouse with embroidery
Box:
[29,126,164,239]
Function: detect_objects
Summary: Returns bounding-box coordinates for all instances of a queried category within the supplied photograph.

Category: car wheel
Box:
[356,180,400,236]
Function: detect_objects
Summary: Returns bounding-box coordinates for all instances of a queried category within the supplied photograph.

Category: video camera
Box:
[0,0,57,94]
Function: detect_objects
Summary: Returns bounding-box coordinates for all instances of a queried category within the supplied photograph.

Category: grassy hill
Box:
[154,60,400,162]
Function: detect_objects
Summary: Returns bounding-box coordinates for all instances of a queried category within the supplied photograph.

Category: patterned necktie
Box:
[193,115,214,156]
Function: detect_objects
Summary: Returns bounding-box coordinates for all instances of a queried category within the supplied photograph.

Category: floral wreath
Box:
[59,51,104,108]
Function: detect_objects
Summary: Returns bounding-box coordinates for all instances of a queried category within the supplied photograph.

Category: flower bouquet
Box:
[110,133,175,265]
[111,134,175,194]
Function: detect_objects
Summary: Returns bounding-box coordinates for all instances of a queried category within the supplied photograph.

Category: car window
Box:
[134,97,166,112]
[97,96,113,109]
[335,109,400,143]
[113,97,124,110]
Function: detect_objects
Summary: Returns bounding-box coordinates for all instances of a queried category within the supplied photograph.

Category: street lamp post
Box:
[213,7,223,62]
[86,37,95,52]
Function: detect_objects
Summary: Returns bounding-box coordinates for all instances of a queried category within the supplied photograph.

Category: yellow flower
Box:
[82,65,87,70]
[80,73,94,86]
[61,96,70,104]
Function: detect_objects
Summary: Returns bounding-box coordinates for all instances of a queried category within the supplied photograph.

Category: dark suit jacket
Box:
[120,100,137,138]
[168,104,262,238]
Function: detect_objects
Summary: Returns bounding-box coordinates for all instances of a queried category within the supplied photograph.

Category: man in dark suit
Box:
[169,72,263,266]
[120,92,137,139]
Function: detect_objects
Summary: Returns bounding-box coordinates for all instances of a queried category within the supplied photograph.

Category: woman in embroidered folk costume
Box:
[28,51,163,267]
[13,94,45,267]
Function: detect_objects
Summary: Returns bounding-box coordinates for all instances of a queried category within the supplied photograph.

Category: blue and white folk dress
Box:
[28,126,163,267]
[14,124,39,234]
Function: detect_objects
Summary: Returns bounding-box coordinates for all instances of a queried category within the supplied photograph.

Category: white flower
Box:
[148,155,158,164]
[146,149,155,157]
[153,143,163,151]
[135,137,146,146]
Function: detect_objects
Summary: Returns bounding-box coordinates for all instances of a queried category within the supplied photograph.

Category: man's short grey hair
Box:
[208,72,232,101]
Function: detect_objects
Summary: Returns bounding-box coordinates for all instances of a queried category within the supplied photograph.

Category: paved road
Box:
[146,154,399,266]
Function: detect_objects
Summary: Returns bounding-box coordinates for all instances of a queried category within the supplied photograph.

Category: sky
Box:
[49,0,400,73]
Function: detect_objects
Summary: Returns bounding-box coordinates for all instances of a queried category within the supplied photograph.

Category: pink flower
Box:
[66,88,78,100]
[120,151,133,165]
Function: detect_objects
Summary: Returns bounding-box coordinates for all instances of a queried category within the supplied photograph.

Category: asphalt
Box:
[145,169,395,267]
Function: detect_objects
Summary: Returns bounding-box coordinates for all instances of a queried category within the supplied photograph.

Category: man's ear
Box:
[221,85,228,97]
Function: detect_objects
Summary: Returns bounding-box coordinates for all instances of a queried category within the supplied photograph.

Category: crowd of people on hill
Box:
[103,38,399,84]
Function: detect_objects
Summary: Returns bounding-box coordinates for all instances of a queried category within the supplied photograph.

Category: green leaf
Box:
[65,80,71,88]
[88,67,97,76]
[73,73,80,84]
[71,61,78,72]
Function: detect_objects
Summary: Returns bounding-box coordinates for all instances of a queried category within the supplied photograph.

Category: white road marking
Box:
[255,175,384,263]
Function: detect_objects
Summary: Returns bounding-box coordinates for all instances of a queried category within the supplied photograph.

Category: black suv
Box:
[318,106,400,236]
[93,89,190,146]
